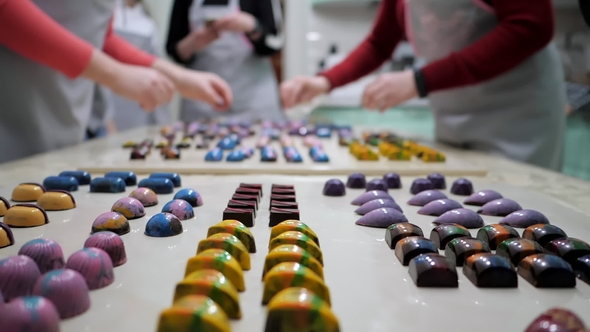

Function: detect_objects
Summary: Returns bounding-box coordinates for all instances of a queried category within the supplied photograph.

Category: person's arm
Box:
[102,17,156,67]
[419,0,556,96]
[243,0,284,56]
[319,0,405,90]
[166,0,195,64]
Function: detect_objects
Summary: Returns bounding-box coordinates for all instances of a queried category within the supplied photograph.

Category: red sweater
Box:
[0,0,156,79]
[322,0,556,95]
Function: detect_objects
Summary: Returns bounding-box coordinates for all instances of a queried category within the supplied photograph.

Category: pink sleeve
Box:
[102,17,157,67]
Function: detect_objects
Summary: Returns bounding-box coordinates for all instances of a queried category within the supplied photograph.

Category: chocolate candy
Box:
[346,173,366,189]
[418,199,462,217]
[385,223,424,249]
[103,171,137,186]
[323,179,346,196]
[430,224,473,250]
[149,172,181,187]
[525,308,587,332]
[271,188,295,195]
[112,197,146,220]
[137,178,174,194]
[410,178,433,195]
[197,233,250,270]
[366,179,388,192]
[162,147,181,159]
[0,222,15,248]
[407,190,447,206]
[130,146,149,159]
[241,183,263,196]
[351,190,393,206]
[395,236,438,265]
[544,237,590,265]
[233,193,259,207]
[228,200,257,217]
[463,253,517,288]
[269,231,323,265]
[90,177,126,193]
[477,198,522,216]
[184,249,245,292]
[162,199,195,221]
[383,172,401,189]
[4,204,49,228]
[427,173,446,189]
[450,178,473,196]
[408,253,458,287]
[476,224,520,249]
[205,148,223,161]
[263,245,324,280]
[237,187,262,198]
[522,224,567,247]
[270,194,296,203]
[495,238,545,266]
[517,254,576,288]
[270,220,319,246]
[355,198,402,215]
[310,147,329,162]
[37,190,76,211]
[445,238,491,266]
[84,231,127,267]
[0,196,9,216]
[129,187,158,207]
[260,146,278,162]
[0,296,60,332]
[92,212,130,236]
[226,150,245,162]
[173,188,203,207]
[573,254,590,284]
[122,140,138,148]
[217,136,237,150]
[464,190,503,206]
[65,248,114,290]
[11,183,45,202]
[270,200,298,210]
[499,209,550,228]
[42,176,78,191]
[355,207,408,228]
[283,146,303,162]
[157,295,231,332]
[262,262,330,305]
[224,207,255,227]
[207,220,256,253]
[32,269,91,318]
[0,255,41,301]
[144,213,183,238]
[433,208,484,228]
[269,208,300,228]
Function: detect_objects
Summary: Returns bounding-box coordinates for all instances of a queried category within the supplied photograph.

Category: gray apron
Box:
[0,0,116,163]
[405,0,567,170]
[181,0,284,122]
[88,84,115,135]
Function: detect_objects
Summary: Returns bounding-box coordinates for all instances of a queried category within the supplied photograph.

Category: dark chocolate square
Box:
[445,238,491,267]
[429,224,472,250]
[271,188,296,196]
[271,184,294,190]
[408,253,458,287]
[269,208,300,227]
[517,254,576,288]
[522,224,567,247]
[476,224,520,250]
[231,194,259,209]
[385,223,423,250]
[269,200,298,211]
[496,238,544,266]
[395,236,438,266]
[270,194,297,202]
[463,253,517,288]
[223,207,255,227]
[240,183,263,197]
[130,147,149,160]
[227,200,256,218]
[544,237,590,265]
[236,187,262,198]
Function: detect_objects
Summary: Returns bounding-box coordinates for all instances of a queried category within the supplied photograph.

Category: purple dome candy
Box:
[383,173,401,189]
[450,178,473,196]
[33,269,90,319]
[478,198,522,217]
[0,255,41,302]
[464,190,503,206]
[427,173,446,189]
[410,178,433,195]
[323,179,346,197]
[18,238,65,274]
[0,296,60,332]
[355,199,403,215]
[433,208,484,228]
[84,231,127,267]
[351,190,393,206]
[111,197,146,220]
[129,187,158,207]
[162,199,195,220]
[346,173,366,189]
[499,209,550,228]
[407,190,447,206]
[418,199,463,217]
[66,248,114,290]
[366,179,388,192]
[356,208,408,228]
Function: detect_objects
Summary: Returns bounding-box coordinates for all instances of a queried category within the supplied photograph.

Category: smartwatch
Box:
[246,19,263,40]
[413,68,428,98]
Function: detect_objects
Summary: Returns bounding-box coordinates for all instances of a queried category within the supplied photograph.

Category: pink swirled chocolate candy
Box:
[18,238,65,274]
[112,197,146,220]
[433,208,484,228]
[66,248,115,290]
[84,231,127,267]
[499,209,550,228]
[0,296,60,332]
[351,190,393,206]
[355,208,408,228]
[525,308,587,332]
[32,269,91,319]
[418,199,463,217]
[162,199,195,220]
[408,190,447,206]
[0,255,41,302]
[464,190,503,206]
[129,187,158,207]
[355,199,403,215]
[478,198,522,217]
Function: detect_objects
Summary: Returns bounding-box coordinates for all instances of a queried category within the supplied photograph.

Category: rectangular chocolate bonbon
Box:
[269,208,300,227]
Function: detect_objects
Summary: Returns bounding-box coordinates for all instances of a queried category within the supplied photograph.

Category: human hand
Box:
[214,12,256,33]
[280,76,331,109]
[191,27,220,52]
[362,70,418,112]
[176,70,233,111]
[109,64,175,111]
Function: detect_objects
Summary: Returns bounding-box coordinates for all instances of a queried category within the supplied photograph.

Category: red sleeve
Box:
[320,0,405,90]
[0,0,94,79]
[102,17,156,67]
[422,0,555,94]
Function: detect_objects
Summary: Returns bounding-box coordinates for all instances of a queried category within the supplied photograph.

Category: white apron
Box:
[182,0,284,122]
[405,0,567,170]
[0,0,116,164]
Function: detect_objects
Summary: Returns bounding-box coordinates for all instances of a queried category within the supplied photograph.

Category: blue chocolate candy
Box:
[217,137,237,150]
[173,188,203,207]
[145,213,183,237]
[90,178,126,193]
[42,176,78,192]
[316,127,332,138]
[149,172,181,187]
[58,171,91,185]
[205,148,223,161]
[226,150,245,162]
[260,146,277,162]
[137,178,174,194]
[283,147,302,163]
[104,171,137,186]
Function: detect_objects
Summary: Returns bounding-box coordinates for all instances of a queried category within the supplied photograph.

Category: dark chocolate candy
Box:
[346,173,366,189]
[270,201,298,210]
[223,207,255,227]
[408,253,458,287]
[140,139,153,148]
[105,171,137,186]
[573,254,590,285]
[450,178,473,196]
[231,194,259,209]
[395,236,438,266]
[175,141,190,149]
[162,147,181,159]
[463,253,517,288]
[383,173,401,189]
[544,237,590,265]
[227,200,257,218]
[496,238,544,266]
[525,308,588,332]
[240,183,263,197]
[522,224,567,247]
[271,184,294,190]
[385,223,423,249]
[444,238,491,267]
[429,224,473,250]
[271,188,296,195]
[236,187,262,198]
[270,194,296,203]
[130,146,149,159]
[269,208,300,227]
[517,254,576,288]
[427,173,446,190]
[476,224,520,250]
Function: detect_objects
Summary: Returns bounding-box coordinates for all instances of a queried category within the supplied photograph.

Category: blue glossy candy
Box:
[217,137,237,150]
[90,177,126,193]
[241,147,254,158]
[104,171,137,186]
[173,188,203,207]
[260,146,277,162]
[58,171,91,185]
[137,178,174,194]
[283,147,302,162]
[144,213,183,237]
[205,148,223,161]
[149,172,181,187]
[316,127,332,138]
[226,150,245,162]
[42,176,78,192]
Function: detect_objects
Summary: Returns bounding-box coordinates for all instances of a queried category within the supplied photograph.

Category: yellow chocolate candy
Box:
[263,245,324,279]
[11,183,45,202]
[174,269,241,319]
[197,233,250,270]
[156,141,169,149]
[269,231,323,265]
[0,222,15,248]
[269,220,319,246]
[4,204,48,228]
[422,150,446,162]
[185,249,245,292]
[122,140,138,148]
[265,288,340,332]
[0,197,10,217]
[157,295,231,332]
[262,263,330,305]
[208,220,256,253]
[37,191,76,211]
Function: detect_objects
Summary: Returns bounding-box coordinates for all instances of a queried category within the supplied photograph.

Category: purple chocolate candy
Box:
[383,173,401,189]
[499,209,550,228]
[66,248,114,290]
[355,208,408,228]
[525,308,587,332]
[410,178,433,195]
[0,255,41,302]
[407,190,447,206]
[162,199,195,220]
[433,208,484,228]
[323,179,346,197]
[111,197,145,220]
[32,269,90,319]
[418,199,463,217]
[427,173,446,189]
[84,231,127,267]
[129,187,158,207]
[366,179,388,192]
[18,238,65,274]
[351,190,393,206]
[0,296,60,332]
[346,173,367,189]
[463,190,503,206]
[450,178,474,196]
[478,198,522,217]
[355,199,403,215]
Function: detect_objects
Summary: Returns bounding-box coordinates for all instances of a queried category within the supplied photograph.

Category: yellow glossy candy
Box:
[263,245,324,279]
[269,220,319,247]
[422,150,446,162]
[156,141,169,148]
[265,288,340,332]
[174,269,241,319]
[11,183,45,202]
[37,191,76,211]
[4,205,48,228]
[269,231,323,266]
[185,249,245,292]
[208,220,256,253]
[387,150,412,161]
[197,233,250,270]
[0,197,9,217]
[157,295,231,332]
[0,224,14,248]
[262,263,330,305]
